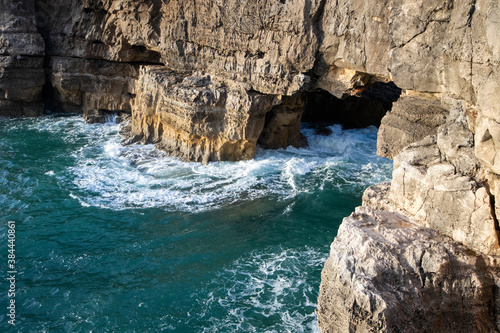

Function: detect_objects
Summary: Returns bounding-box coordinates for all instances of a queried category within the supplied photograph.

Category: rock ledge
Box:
[317,184,500,333]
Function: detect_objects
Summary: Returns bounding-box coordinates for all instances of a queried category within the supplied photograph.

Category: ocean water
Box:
[0,115,392,332]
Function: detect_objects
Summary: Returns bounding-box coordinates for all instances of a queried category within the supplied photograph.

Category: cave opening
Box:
[257,81,402,150]
[301,81,402,136]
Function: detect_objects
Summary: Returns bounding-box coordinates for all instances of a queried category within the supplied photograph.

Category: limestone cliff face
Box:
[318,184,499,333]
[36,0,322,95]
[0,0,45,116]
[2,0,500,331]
[315,1,500,332]
[131,67,278,163]
[316,0,500,259]
[30,0,324,161]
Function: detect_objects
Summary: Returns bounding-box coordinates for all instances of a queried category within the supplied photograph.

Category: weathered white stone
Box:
[377,96,448,159]
[389,159,500,256]
[317,202,498,333]
[476,115,500,175]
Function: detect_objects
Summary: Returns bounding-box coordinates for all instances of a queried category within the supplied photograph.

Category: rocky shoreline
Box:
[318,183,499,332]
[2,0,500,331]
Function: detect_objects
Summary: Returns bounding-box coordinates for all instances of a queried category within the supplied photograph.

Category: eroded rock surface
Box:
[316,1,500,332]
[258,94,308,149]
[317,186,499,333]
[25,0,332,154]
[35,0,322,95]
[130,67,280,163]
[377,96,448,159]
[2,1,500,331]
[0,0,45,116]
[319,94,500,331]
[46,57,138,122]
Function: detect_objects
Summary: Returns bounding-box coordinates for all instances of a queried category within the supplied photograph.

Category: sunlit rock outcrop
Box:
[130,67,279,163]
[317,184,498,333]
[317,0,500,332]
[2,0,500,331]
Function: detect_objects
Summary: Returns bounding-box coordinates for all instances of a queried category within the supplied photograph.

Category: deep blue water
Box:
[0,115,392,332]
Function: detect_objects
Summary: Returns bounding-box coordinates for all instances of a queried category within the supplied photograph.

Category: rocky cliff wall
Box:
[130,67,280,163]
[2,0,399,161]
[1,0,500,331]
[0,0,45,116]
[35,0,322,95]
[318,184,500,333]
[316,1,500,332]
[28,0,330,162]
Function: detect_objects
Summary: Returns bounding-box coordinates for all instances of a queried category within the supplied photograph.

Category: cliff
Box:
[0,0,45,116]
[316,1,500,331]
[1,0,500,331]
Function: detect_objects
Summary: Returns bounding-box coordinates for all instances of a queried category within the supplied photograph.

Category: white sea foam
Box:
[5,116,391,212]
[55,120,392,212]
[104,112,118,124]
[194,246,325,332]
[0,115,346,332]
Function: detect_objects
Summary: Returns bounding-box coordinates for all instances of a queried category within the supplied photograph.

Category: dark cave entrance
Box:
[301,81,402,135]
[257,81,401,149]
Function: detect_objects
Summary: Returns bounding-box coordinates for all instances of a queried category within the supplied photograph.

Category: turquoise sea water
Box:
[0,115,392,332]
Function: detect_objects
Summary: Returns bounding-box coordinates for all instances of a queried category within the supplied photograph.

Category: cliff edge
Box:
[1,0,500,331]
[316,1,500,331]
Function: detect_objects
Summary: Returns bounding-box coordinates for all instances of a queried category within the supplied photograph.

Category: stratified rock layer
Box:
[1,0,500,331]
[0,0,45,116]
[29,0,330,158]
[130,67,279,163]
[377,96,448,159]
[317,0,500,332]
[46,57,138,121]
[317,185,499,333]
[35,0,322,95]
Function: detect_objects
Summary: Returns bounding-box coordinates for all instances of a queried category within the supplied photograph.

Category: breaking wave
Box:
[192,246,324,332]
[28,117,393,212]
[0,115,392,332]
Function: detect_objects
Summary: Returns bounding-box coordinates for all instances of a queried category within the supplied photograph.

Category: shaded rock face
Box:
[46,57,138,121]
[0,0,45,116]
[303,82,401,130]
[258,94,308,149]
